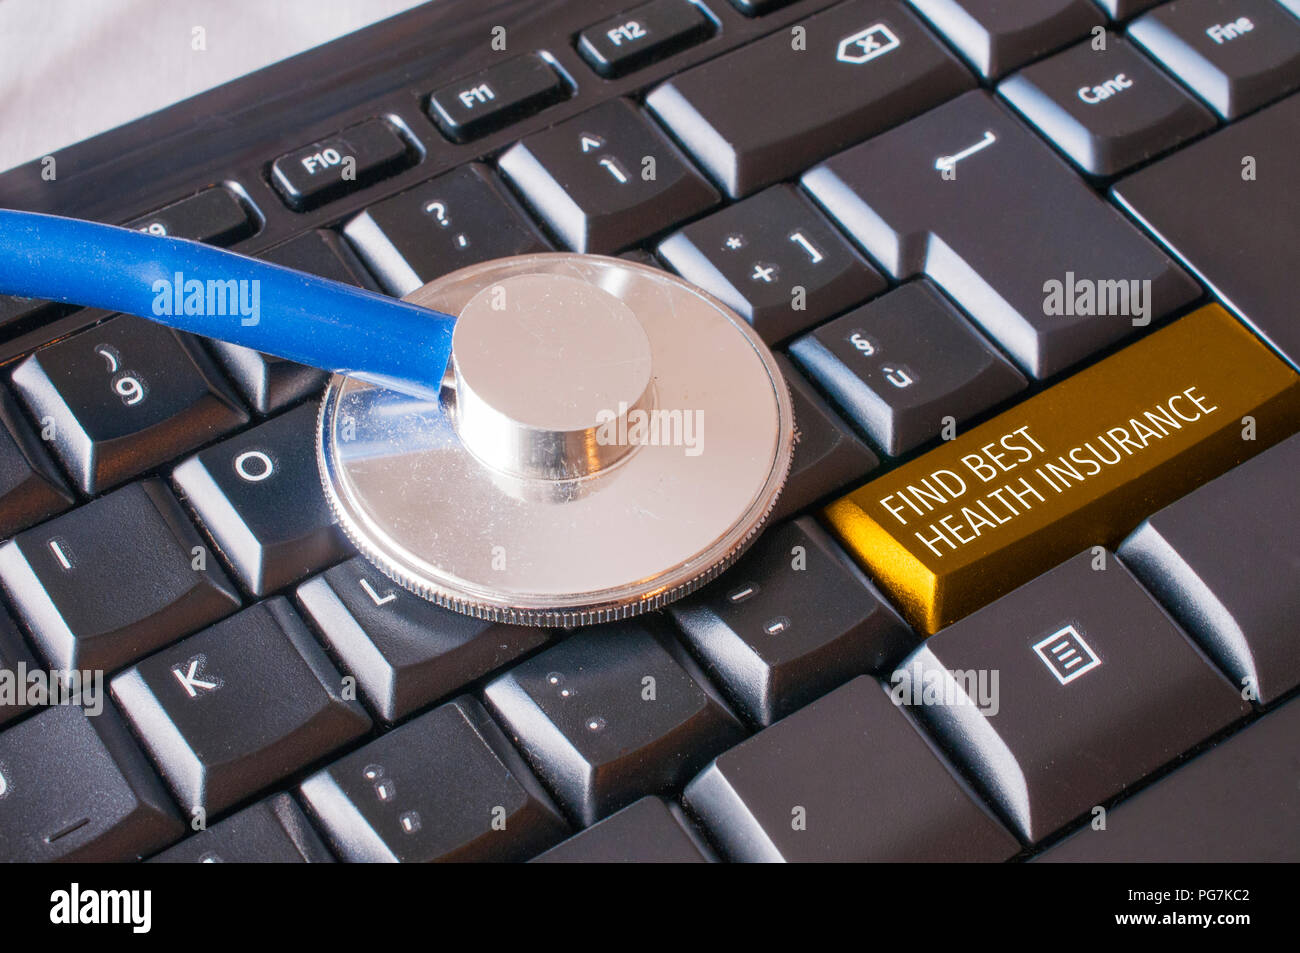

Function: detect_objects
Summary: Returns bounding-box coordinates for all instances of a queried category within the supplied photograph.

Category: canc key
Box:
[823,304,1300,634]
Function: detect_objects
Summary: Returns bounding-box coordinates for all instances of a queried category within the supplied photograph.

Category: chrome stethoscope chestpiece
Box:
[317,252,794,625]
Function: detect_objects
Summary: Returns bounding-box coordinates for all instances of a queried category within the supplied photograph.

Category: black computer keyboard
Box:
[0,0,1298,863]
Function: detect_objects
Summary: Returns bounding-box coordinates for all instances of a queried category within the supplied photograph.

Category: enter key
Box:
[824,304,1300,634]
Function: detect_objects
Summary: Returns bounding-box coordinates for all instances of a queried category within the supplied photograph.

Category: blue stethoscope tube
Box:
[0,210,457,399]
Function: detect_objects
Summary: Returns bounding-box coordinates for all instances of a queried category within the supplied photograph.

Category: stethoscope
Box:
[0,210,794,624]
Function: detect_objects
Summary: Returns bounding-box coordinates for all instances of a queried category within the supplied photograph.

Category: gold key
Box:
[824,305,1300,634]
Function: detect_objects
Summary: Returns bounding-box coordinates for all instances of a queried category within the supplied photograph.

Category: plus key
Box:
[658,185,885,342]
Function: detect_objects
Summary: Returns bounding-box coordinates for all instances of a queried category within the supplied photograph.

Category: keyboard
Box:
[0,0,1298,863]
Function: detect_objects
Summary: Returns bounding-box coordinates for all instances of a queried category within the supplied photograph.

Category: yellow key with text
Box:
[823,305,1300,634]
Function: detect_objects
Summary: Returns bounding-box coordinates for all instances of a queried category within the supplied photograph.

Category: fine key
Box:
[0,384,73,537]
[790,281,1027,456]
[684,676,1021,861]
[646,0,974,197]
[802,90,1200,378]
[499,98,719,253]
[0,704,184,862]
[906,0,1105,78]
[207,229,377,415]
[656,184,885,342]
[173,402,352,597]
[577,0,715,78]
[149,793,334,863]
[299,697,570,862]
[343,163,550,296]
[1120,432,1300,705]
[296,555,549,723]
[484,621,745,826]
[1112,93,1300,369]
[0,479,241,672]
[999,33,1216,176]
[822,304,1300,634]
[270,118,412,211]
[670,517,915,726]
[1128,0,1300,119]
[111,598,371,817]
[1037,694,1300,862]
[10,315,248,495]
[426,53,569,143]
[899,550,1252,844]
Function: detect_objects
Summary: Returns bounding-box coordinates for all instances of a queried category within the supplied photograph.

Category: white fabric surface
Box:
[0,0,428,172]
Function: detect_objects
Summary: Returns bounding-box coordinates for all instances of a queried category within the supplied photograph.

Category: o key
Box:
[824,305,1300,634]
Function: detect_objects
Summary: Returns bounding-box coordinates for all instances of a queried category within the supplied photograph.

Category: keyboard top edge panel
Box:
[0,0,845,247]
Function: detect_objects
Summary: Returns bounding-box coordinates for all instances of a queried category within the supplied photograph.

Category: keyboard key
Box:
[769,355,879,521]
[0,294,63,342]
[1120,432,1300,704]
[907,0,1105,78]
[728,0,796,14]
[531,796,713,862]
[791,281,1027,456]
[901,550,1252,844]
[823,304,1300,634]
[577,0,715,77]
[173,401,351,597]
[0,479,241,671]
[484,621,744,826]
[0,703,183,861]
[1128,0,1300,119]
[671,518,914,725]
[426,53,569,142]
[1112,94,1300,369]
[1000,34,1217,176]
[1093,0,1163,19]
[270,118,412,211]
[802,90,1200,378]
[296,555,549,722]
[646,0,974,197]
[125,186,256,245]
[0,385,73,537]
[1037,695,1300,861]
[300,697,569,862]
[0,611,36,728]
[684,676,1020,861]
[499,99,719,253]
[148,793,334,862]
[10,316,248,495]
[111,598,370,816]
[206,230,376,415]
[656,184,885,342]
[343,162,550,295]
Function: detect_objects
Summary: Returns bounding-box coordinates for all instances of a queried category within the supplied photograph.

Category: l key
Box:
[803,90,1200,378]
